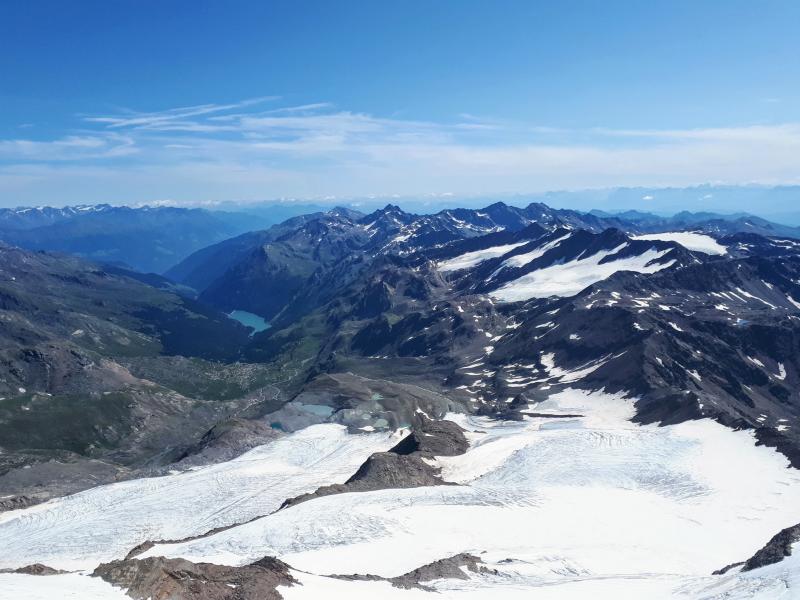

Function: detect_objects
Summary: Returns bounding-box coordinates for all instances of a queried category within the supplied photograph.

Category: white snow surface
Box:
[438,241,529,272]
[0,573,129,599]
[631,232,727,255]
[499,233,572,269]
[137,389,800,599]
[491,245,675,302]
[280,556,800,600]
[0,424,402,570]
[4,390,800,599]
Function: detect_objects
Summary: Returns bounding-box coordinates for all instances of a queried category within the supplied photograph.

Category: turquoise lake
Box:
[228,310,271,335]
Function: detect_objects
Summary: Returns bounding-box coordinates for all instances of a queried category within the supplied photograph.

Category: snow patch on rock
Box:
[631,232,727,255]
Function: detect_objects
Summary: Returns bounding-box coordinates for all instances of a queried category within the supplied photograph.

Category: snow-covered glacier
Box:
[2,389,799,599]
[0,424,403,571]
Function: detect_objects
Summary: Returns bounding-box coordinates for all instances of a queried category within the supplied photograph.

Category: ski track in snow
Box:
[4,390,800,599]
[0,424,402,571]
[631,232,727,255]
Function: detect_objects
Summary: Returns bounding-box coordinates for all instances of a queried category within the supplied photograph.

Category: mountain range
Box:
[0,204,279,273]
[1,199,800,599]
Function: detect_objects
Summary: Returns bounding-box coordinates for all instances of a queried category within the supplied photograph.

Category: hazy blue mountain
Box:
[0,205,274,274]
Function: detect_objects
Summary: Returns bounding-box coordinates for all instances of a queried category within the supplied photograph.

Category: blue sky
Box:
[1,0,800,208]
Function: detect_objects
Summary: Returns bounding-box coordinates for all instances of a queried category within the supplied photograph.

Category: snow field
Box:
[491,245,675,301]
[631,232,727,255]
[438,242,529,272]
[139,389,800,596]
[4,390,800,598]
[0,424,402,571]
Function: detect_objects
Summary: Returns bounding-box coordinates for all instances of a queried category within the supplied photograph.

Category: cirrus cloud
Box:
[1,97,800,206]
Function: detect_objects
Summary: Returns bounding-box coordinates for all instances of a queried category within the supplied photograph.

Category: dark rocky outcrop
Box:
[347,451,444,489]
[352,280,393,319]
[93,555,296,600]
[174,418,280,467]
[742,523,800,571]
[334,553,496,591]
[0,563,67,576]
[281,417,468,509]
[391,552,495,589]
[712,561,744,576]
[712,522,800,575]
[268,371,466,434]
[280,453,447,510]
[0,495,38,512]
[390,418,469,457]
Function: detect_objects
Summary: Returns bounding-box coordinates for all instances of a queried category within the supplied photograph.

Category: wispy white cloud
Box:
[82,96,278,130]
[3,98,800,205]
[591,123,800,143]
[0,134,137,161]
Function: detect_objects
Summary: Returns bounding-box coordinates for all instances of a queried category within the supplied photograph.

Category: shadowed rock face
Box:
[280,452,449,510]
[347,451,447,488]
[390,418,470,457]
[174,418,280,467]
[93,556,296,600]
[742,523,800,571]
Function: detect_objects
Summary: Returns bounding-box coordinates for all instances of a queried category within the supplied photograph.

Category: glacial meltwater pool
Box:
[228,310,270,335]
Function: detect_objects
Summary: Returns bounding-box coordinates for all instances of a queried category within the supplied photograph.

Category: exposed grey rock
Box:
[174,418,279,467]
[123,541,157,561]
[334,553,495,591]
[392,553,496,589]
[742,523,800,571]
[93,555,296,600]
[0,458,127,513]
[281,418,467,509]
[712,562,744,575]
[0,495,38,512]
[16,564,65,576]
[390,417,469,457]
[281,452,449,509]
[0,563,67,576]
[711,522,800,575]
[268,372,464,434]
[346,451,446,488]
